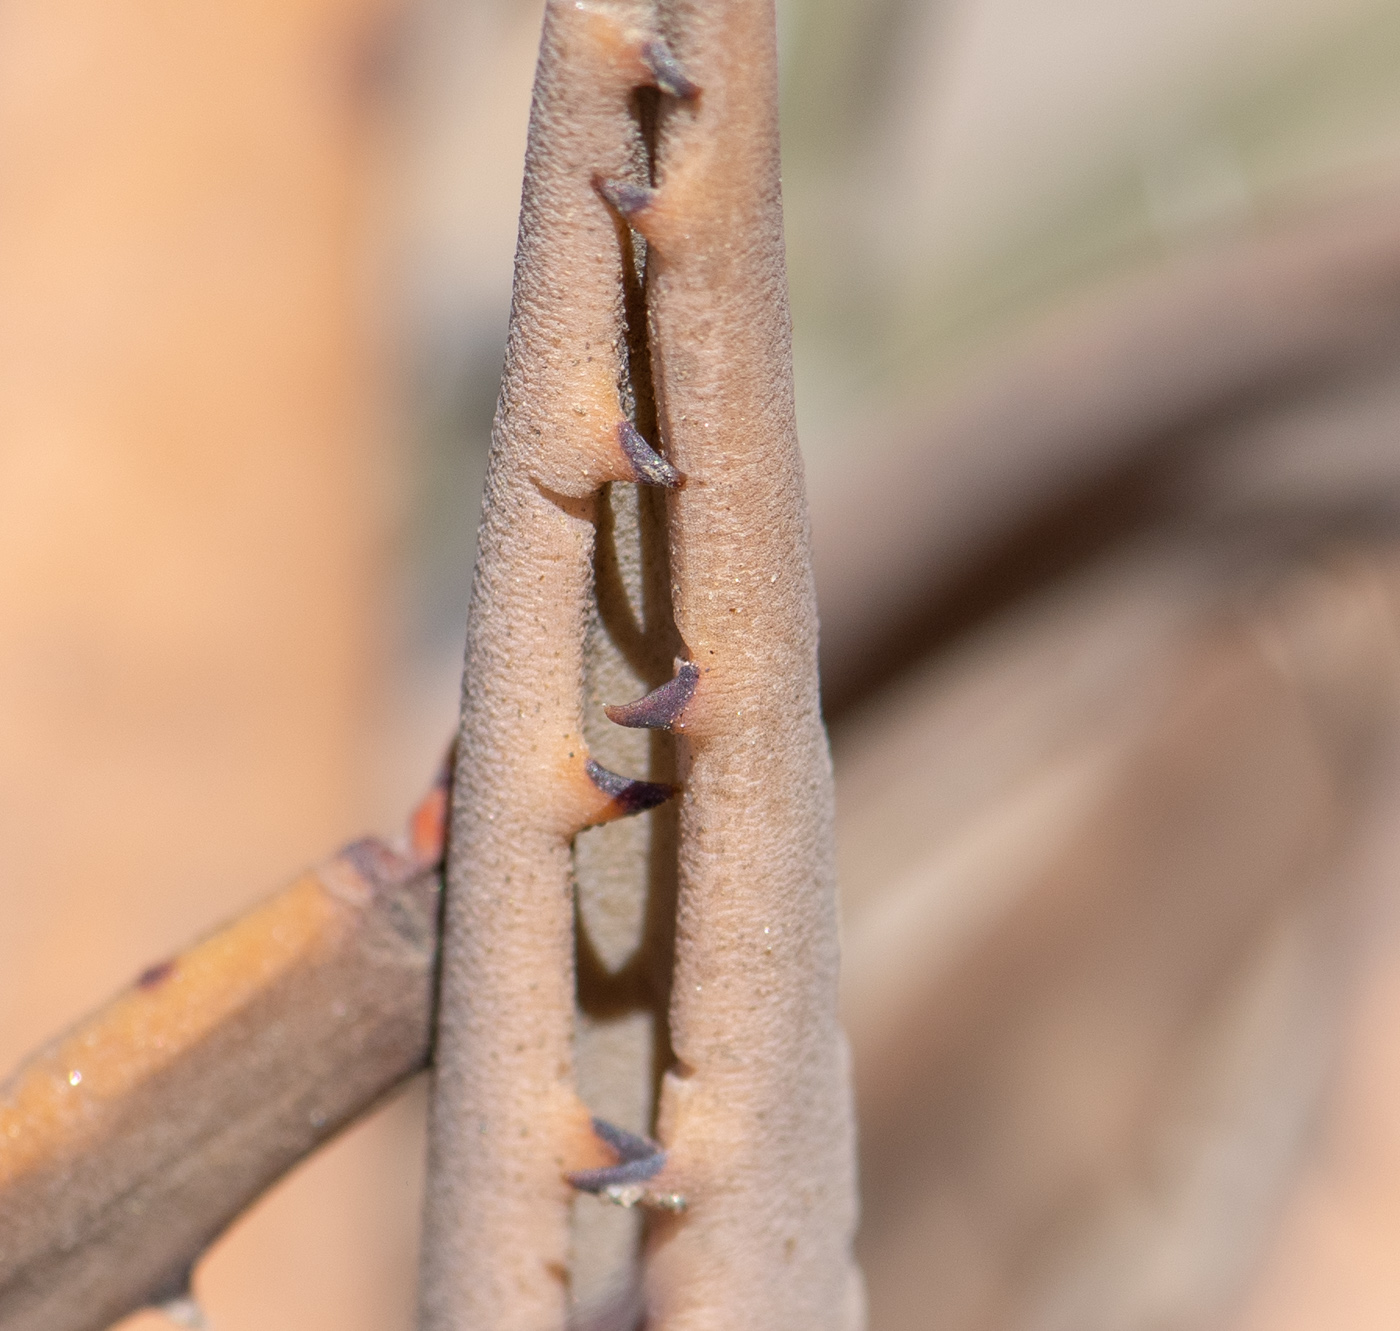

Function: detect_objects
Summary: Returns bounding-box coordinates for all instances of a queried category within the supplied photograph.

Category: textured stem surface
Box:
[419,4,679,1327]
[634,2,864,1325]
[571,477,683,1321]
[422,3,862,1326]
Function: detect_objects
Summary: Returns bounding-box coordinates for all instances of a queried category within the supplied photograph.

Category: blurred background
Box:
[4,0,1400,1326]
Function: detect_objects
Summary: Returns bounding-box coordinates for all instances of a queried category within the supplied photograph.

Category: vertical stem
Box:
[418,5,676,1328]
[635,0,865,1325]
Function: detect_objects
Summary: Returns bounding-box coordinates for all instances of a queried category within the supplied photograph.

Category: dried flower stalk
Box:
[420,0,861,1326]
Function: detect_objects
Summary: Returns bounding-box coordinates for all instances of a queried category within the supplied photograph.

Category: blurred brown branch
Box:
[815,195,1400,716]
[0,776,445,1331]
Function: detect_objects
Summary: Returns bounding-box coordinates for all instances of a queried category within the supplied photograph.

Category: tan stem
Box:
[633,1,864,1325]
[0,809,442,1331]
[418,4,678,1327]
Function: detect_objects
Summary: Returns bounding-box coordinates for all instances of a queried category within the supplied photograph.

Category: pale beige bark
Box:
[421,1,863,1325]
[620,2,864,1326]
[418,5,688,1328]
[0,775,445,1331]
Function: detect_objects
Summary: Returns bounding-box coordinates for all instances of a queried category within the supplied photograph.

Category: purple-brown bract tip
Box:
[605,661,699,731]
[585,759,676,815]
[618,421,682,488]
[595,176,657,221]
[567,1117,667,1194]
[640,39,700,100]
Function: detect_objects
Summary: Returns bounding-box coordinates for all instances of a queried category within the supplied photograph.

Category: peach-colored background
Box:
[0,0,423,1325]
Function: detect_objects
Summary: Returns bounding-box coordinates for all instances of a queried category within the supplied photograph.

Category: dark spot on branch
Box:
[136,959,176,990]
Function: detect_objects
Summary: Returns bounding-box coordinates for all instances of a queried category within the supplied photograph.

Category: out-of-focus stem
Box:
[813,196,1400,716]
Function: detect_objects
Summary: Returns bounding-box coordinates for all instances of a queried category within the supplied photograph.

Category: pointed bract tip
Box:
[585,759,676,816]
[618,421,682,488]
[641,39,700,100]
[604,661,699,731]
[567,1117,667,1196]
[595,176,657,221]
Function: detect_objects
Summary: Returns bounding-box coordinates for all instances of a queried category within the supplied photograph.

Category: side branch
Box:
[0,775,446,1331]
